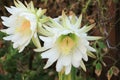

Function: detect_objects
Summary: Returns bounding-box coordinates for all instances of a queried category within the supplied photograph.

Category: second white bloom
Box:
[1,0,47,52]
[36,11,101,74]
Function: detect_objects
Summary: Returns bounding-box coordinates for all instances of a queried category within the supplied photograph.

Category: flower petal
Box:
[65,64,71,75]
[61,11,71,28]
[74,14,82,28]
[78,45,88,61]
[79,23,95,33]
[86,46,96,52]
[72,49,82,67]
[87,36,102,40]
[32,32,41,48]
[43,48,59,69]
[61,54,71,66]
[56,58,64,72]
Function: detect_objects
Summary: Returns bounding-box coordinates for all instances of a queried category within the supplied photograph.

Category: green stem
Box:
[82,0,91,13]
[71,67,76,80]
[58,70,72,80]
[58,72,63,80]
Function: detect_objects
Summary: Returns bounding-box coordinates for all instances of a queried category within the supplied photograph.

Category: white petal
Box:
[2,15,20,28]
[18,39,31,53]
[12,35,31,51]
[41,48,58,58]
[18,45,26,53]
[43,48,59,69]
[61,54,71,66]
[65,65,71,75]
[56,58,64,72]
[40,36,51,42]
[5,6,16,14]
[11,34,21,42]
[21,37,31,47]
[2,20,11,28]
[13,42,19,48]
[1,16,9,21]
[72,60,80,68]
[44,55,58,69]
[4,28,15,34]
[72,50,82,67]
[0,29,7,33]
[40,36,54,48]
[3,35,14,40]
[86,46,96,52]
[78,45,88,61]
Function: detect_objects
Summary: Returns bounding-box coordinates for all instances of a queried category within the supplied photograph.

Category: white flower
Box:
[35,11,102,74]
[1,0,47,52]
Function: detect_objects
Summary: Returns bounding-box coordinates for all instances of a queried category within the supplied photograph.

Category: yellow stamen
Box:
[59,36,76,55]
[20,19,30,31]
[16,19,31,35]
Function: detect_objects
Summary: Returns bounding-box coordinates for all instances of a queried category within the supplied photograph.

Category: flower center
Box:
[20,19,30,31]
[58,33,78,55]
[16,18,31,35]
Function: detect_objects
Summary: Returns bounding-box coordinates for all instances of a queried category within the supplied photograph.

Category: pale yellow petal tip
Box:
[87,51,96,59]
[14,0,26,8]
[62,10,65,15]
[79,14,82,19]
[98,37,103,39]
[34,48,41,52]
[97,37,102,40]
[42,9,47,13]
[62,10,67,17]
[14,0,18,7]
[43,64,49,69]
[14,0,22,6]
[0,29,6,33]
[43,63,50,69]
[90,23,96,28]
[34,47,48,52]
[80,60,87,72]
[94,36,103,40]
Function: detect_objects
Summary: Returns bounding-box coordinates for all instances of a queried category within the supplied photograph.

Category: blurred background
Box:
[0,0,120,80]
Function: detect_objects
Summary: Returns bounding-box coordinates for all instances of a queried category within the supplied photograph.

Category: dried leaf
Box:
[107,68,113,80]
[112,66,120,76]
[95,62,102,77]
[89,19,95,24]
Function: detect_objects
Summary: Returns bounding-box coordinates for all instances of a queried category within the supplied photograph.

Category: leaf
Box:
[95,62,102,77]
[107,68,113,80]
[98,41,106,49]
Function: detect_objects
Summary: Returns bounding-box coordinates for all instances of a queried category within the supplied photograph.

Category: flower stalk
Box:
[58,70,72,80]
